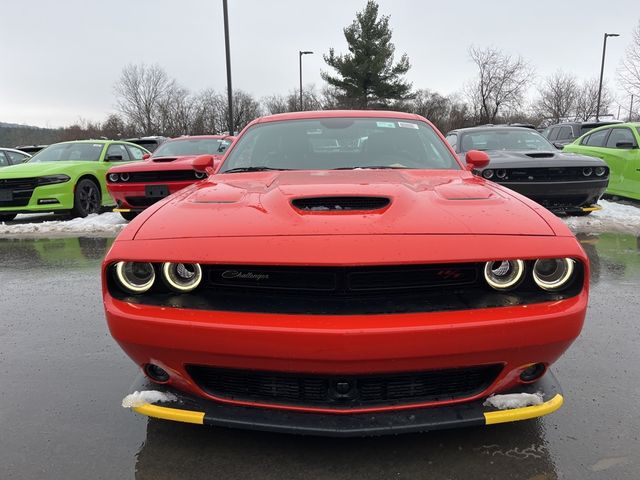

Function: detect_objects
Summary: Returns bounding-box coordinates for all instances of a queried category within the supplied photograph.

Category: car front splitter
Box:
[125,371,564,437]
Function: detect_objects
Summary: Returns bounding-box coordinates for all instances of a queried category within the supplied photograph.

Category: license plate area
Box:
[0,190,13,201]
[145,185,169,198]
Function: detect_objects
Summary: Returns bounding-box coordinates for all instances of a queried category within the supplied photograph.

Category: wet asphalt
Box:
[0,232,639,479]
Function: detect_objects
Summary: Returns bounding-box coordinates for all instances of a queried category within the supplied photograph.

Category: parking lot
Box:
[1,216,638,479]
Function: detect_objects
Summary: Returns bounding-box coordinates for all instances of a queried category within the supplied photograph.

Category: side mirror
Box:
[616,142,637,149]
[552,142,564,150]
[142,153,151,160]
[193,155,215,174]
[106,154,124,161]
[465,150,490,170]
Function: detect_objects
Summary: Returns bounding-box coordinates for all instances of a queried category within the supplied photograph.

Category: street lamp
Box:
[596,33,620,122]
[222,0,234,135]
[299,51,314,110]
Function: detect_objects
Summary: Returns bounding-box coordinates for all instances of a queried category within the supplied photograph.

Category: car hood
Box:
[109,155,217,173]
[133,170,557,240]
[465,150,606,168]
[0,161,91,178]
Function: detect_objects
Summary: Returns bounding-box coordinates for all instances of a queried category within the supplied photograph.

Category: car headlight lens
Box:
[120,173,130,182]
[37,174,70,186]
[595,166,606,177]
[582,167,593,177]
[533,258,575,291]
[482,169,494,179]
[496,169,507,179]
[162,262,202,292]
[108,173,120,182]
[115,261,155,293]
[484,260,525,290]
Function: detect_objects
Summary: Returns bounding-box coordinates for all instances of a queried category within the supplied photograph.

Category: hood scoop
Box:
[152,157,178,162]
[292,196,391,212]
[525,152,555,158]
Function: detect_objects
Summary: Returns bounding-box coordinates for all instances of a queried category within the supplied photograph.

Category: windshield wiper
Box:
[221,166,293,173]
[332,165,409,170]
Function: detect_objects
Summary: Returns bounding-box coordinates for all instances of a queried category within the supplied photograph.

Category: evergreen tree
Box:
[322,1,412,109]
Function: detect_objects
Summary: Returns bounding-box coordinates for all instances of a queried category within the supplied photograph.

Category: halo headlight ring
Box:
[162,262,203,292]
[533,258,575,291]
[115,261,155,294]
[484,259,525,290]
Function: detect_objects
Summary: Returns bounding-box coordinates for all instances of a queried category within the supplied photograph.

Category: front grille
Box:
[498,167,607,182]
[186,365,502,409]
[126,170,199,182]
[292,196,390,211]
[0,177,38,207]
[125,196,159,207]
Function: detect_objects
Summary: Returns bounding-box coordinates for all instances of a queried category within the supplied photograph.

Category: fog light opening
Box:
[519,363,546,383]
[144,364,170,383]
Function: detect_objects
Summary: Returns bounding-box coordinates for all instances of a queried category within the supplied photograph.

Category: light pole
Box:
[596,33,620,122]
[299,51,313,111]
[223,0,234,135]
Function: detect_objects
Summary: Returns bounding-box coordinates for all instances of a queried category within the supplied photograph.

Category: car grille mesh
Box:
[126,170,200,182]
[292,196,390,211]
[186,365,502,408]
[499,167,607,182]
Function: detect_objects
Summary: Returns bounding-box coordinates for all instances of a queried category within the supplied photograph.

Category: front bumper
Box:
[498,179,608,213]
[127,371,563,436]
[107,180,195,211]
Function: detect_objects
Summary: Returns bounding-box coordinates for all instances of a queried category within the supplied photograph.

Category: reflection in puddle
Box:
[0,236,114,269]
[576,232,640,285]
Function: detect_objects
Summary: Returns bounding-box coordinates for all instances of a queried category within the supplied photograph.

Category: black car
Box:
[124,136,167,153]
[14,144,48,155]
[542,121,621,148]
[445,126,609,215]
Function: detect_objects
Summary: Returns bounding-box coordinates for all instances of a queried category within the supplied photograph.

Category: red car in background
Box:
[107,135,234,220]
[103,111,587,436]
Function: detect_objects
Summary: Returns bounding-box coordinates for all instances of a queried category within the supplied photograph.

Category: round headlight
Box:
[162,262,202,292]
[115,261,155,293]
[582,167,593,177]
[108,173,119,182]
[484,260,525,290]
[482,169,494,179]
[533,258,575,291]
[595,166,606,177]
[496,169,507,179]
[194,170,207,179]
[120,172,130,182]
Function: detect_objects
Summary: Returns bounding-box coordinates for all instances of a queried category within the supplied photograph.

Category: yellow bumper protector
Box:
[113,208,131,213]
[133,403,205,425]
[484,393,563,425]
[581,205,603,212]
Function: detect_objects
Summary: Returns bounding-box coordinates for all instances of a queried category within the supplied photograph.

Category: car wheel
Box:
[120,211,138,221]
[72,179,102,218]
[0,214,17,222]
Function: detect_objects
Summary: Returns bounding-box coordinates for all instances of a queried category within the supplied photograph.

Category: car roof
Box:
[448,126,537,134]
[164,135,230,143]
[580,121,640,134]
[251,110,423,126]
[0,147,31,154]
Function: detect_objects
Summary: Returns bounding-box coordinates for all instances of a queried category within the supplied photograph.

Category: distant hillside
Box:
[0,121,41,130]
[0,123,62,148]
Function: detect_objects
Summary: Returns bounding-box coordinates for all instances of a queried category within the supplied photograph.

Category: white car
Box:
[0,148,31,168]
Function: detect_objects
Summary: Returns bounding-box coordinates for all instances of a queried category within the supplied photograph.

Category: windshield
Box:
[220,118,459,172]
[153,138,228,157]
[29,142,104,162]
[459,129,555,152]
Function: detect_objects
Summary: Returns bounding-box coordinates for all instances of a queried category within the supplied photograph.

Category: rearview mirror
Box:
[465,150,490,170]
[192,155,215,174]
[616,142,637,149]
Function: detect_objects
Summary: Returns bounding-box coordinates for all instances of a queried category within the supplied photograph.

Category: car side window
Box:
[557,126,573,141]
[0,151,8,167]
[445,133,457,150]
[605,128,637,149]
[583,129,609,147]
[126,145,146,160]
[547,127,560,141]
[106,144,131,162]
[6,151,29,164]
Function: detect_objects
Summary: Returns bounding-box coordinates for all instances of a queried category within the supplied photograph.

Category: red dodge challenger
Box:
[106,135,233,220]
[103,111,587,436]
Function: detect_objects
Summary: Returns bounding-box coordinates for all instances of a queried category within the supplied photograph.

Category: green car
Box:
[563,122,640,200]
[0,140,149,221]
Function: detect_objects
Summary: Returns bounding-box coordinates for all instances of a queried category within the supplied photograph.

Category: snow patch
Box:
[122,390,177,408]
[0,213,126,236]
[564,200,640,235]
[483,392,544,410]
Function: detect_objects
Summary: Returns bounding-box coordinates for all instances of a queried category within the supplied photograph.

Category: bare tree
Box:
[114,63,177,135]
[575,78,613,121]
[619,21,640,98]
[263,85,324,115]
[465,46,533,124]
[534,71,579,123]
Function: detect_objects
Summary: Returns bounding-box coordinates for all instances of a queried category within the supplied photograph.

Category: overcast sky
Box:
[1,0,638,127]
